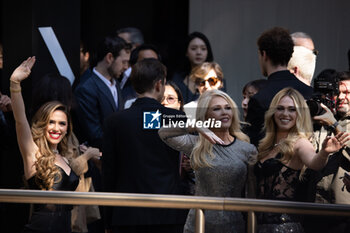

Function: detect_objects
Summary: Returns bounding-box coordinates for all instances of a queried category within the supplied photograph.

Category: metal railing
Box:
[1,189,350,233]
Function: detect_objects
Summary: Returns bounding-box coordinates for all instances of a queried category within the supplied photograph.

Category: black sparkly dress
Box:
[254,153,305,233]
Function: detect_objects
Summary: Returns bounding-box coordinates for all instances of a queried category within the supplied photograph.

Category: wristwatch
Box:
[329,121,339,132]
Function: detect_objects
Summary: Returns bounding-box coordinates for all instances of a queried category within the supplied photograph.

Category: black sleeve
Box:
[245,97,265,147]
[74,85,103,149]
[101,115,117,229]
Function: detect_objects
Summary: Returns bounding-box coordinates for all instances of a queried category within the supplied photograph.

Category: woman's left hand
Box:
[322,132,350,153]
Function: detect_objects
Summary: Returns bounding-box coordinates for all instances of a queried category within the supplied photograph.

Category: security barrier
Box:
[1,189,350,233]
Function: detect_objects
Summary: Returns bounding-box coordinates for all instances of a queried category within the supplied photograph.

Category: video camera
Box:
[307,69,339,117]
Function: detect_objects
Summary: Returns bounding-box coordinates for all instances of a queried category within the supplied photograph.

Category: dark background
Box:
[0,0,189,98]
[81,0,189,78]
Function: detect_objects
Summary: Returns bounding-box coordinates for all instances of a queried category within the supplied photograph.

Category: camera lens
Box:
[306,99,326,117]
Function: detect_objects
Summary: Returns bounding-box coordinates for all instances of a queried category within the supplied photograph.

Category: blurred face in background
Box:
[118,32,139,51]
[293,37,315,51]
[242,85,258,119]
[162,85,181,110]
[186,38,208,67]
[108,49,130,79]
[80,46,89,75]
[196,69,222,95]
[337,80,350,117]
[137,49,158,61]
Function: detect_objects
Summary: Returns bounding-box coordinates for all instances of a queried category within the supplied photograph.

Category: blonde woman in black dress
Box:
[255,88,349,233]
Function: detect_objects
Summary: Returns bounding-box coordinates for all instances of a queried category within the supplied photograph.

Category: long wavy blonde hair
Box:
[31,101,72,190]
[258,88,313,163]
[191,89,249,170]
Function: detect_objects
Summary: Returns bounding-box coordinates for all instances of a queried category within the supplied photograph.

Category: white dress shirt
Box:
[93,68,119,109]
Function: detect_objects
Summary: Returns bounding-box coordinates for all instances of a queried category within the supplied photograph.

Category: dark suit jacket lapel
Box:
[116,81,124,111]
[92,74,118,112]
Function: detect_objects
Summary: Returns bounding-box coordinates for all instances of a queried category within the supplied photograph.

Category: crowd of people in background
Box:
[0,25,350,233]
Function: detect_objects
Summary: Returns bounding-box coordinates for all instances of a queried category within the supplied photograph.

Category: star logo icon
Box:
[143,110,162,129]
[150,110,161,122]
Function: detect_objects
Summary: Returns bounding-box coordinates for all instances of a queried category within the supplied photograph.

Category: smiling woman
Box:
[9,57,82,233]
[45,110,68,145]
[29,101,76,190]
[255,87,350,233]
[273,95,297,133]
[158,89,257,233]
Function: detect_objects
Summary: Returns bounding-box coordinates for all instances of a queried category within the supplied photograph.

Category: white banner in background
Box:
[38,27,75,85]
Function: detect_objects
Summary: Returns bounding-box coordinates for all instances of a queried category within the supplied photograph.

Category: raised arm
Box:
[10,56,38,179]
[158,126,198,155]
[295,132,349,170]
[158,125,224,155]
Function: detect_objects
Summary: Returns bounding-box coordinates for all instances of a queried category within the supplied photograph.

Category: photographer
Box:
[307,69,340,145]
[303,71,350,233]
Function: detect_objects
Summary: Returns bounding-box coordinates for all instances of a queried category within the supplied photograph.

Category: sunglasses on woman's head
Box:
[195,77,220,87]
[162,95,178,104]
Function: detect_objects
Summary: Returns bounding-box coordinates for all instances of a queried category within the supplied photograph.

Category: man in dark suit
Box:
[75,36,130,149]
[74,36,131,233]
[246,27,313,146]
[102,59,187,233]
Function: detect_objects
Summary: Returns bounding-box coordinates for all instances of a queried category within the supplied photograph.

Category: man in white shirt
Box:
[75,35,131,149]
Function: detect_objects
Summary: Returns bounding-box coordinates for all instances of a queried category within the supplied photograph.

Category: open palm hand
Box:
[322,132,350,153]
[197,127,224,145]
[10,56,36,82]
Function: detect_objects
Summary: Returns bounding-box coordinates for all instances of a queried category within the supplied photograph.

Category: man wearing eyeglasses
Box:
[246,27,313,147]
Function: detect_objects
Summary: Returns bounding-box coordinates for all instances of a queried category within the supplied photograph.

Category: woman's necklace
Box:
[52,149,59,155]
[274,137,287,148]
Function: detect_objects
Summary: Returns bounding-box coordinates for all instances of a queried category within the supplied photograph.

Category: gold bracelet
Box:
[10,79,20,84]
[10,87,22,93]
